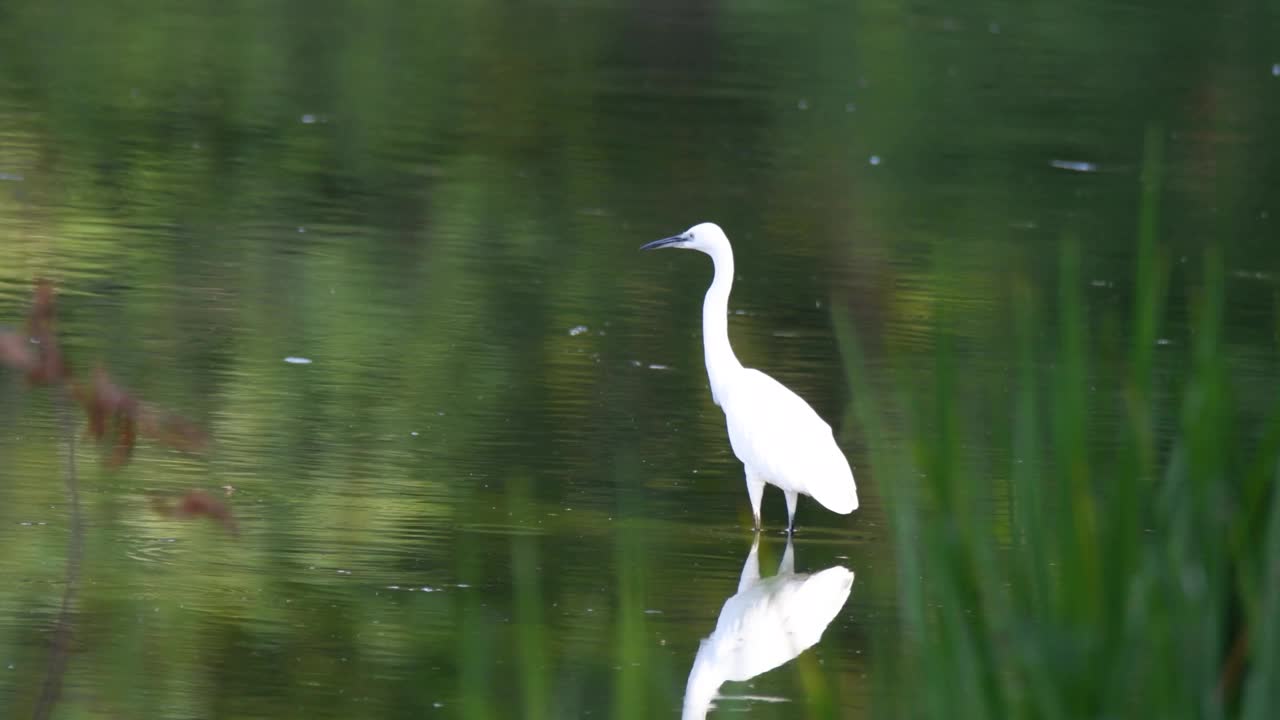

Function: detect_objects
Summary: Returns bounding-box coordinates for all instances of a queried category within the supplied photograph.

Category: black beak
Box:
[640,234,685,251]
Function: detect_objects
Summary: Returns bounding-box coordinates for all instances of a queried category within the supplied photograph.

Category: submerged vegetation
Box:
[835,131,1280,718]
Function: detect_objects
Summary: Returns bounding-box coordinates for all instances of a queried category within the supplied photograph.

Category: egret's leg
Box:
[738,532,762,593]
[784,490,798,534]
[745,472,765,530]
[778,537,795,576]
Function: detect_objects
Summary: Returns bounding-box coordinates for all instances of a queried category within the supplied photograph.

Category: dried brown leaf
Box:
[27,280,56,332]
[73,368,139,464]
[136,405,210,454]
[0,330,36,372]
[24,280,67,385]
[109,415,136,468]
[9,281,209,466]
[153,490,238,535]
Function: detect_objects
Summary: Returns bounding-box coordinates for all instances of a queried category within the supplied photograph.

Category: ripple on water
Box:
[121,535,182,565]
[461,521,550,537]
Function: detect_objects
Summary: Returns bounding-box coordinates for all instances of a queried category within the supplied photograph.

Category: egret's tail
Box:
[812,458,858,514]
[820,482,859,514]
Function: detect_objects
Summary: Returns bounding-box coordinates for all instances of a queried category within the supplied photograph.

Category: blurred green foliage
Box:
[836,130,1280,719]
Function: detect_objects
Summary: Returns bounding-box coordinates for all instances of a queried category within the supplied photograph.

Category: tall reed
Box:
[835,128,1280,719]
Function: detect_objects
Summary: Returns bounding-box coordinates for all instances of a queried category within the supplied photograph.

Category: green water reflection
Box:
[1,0,1278,717]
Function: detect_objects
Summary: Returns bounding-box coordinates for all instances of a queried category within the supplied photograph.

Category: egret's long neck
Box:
[702,243,743,403]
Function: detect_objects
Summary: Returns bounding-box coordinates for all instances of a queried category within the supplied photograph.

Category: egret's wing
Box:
[722,369,857,512]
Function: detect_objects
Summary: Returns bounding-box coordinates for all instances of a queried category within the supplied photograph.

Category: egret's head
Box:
[640,222,728,254]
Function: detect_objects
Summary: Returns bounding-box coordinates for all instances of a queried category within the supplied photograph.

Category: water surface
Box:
[2,0,1278,717]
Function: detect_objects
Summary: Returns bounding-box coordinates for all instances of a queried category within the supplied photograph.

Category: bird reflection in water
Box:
[682,536,855,719]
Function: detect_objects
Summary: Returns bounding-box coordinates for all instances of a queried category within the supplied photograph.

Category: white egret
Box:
[642,222,858,532]
[682,536,855,719]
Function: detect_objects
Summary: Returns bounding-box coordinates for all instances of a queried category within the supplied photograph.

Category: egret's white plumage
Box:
[642,222,859,531]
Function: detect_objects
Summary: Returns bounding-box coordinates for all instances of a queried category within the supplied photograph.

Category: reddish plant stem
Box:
[32,390,84,720]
